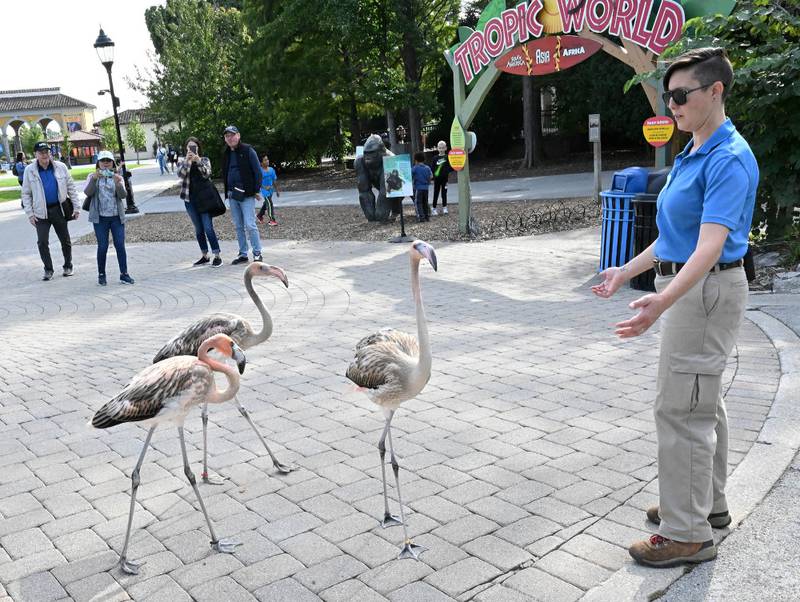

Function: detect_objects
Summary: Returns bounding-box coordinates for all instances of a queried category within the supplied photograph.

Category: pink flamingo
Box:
[346,240,438,560]
[92,333,246,574]
[153,262,292,482]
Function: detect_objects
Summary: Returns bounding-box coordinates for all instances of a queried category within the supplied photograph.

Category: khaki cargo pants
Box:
[654,267,748,543]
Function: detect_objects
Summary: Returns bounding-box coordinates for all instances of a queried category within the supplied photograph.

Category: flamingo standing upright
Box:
[153,262,292,482]
[346,240,438,560]
[92,333,247,574]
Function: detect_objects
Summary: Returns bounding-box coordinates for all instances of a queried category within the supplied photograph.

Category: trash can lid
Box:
[611,166,649,193]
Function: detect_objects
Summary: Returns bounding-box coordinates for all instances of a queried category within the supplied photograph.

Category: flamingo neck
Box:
[410,256,431,384]
[200,355,240,404]
[242,271,273,347]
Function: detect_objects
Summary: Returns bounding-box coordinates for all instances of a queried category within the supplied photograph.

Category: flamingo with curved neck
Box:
[151,262,293,479]
[91,333,246,575]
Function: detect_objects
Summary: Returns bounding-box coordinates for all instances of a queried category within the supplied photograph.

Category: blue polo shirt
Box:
[654,119,759,264]
[37,162,60,205]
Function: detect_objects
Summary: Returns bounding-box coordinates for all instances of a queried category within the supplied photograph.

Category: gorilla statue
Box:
[355,134,395,222]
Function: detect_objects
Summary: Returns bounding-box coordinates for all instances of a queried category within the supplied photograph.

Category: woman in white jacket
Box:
[21,142,79,281]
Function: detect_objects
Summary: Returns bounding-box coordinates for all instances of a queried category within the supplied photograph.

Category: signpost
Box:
[589,113,601,202]
[384,154,414,243]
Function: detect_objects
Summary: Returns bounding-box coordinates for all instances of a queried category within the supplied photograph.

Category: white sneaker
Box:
[442,207,449,215]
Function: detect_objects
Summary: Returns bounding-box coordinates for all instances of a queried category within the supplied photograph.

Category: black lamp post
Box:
[94,27,138,214]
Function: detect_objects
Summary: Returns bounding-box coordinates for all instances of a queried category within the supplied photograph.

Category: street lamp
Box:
[94,27,138,214]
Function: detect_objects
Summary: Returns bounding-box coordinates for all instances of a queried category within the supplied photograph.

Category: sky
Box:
[0,0,165,122]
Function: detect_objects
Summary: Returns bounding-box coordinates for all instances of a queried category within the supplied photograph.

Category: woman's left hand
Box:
[614,293,669,338]
[114,174,123,184]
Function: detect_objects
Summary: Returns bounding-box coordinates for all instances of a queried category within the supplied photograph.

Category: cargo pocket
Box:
[670,352,726,413]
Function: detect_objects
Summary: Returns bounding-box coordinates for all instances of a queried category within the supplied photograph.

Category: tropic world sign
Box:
[453,0,685,85]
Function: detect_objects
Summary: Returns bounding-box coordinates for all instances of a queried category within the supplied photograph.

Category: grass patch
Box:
[0,163,144,187]
[0,190,21,202]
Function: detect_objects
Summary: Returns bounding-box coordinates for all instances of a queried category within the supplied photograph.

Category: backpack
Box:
[11,163,18,176]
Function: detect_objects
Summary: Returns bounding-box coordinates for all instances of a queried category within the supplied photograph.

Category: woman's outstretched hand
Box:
[591,267,628,298]
[614,293,668,338]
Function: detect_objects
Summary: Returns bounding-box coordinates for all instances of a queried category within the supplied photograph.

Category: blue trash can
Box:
[598,167,650,272]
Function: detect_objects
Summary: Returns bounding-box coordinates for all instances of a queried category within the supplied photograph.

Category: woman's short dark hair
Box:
[16,152,24,162]
[664,47,734,101]
[185,136,202,155]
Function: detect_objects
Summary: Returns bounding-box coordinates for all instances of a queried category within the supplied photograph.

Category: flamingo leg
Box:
[118,426,156,575]
[200,402,225,485]
[378,410,402,528]
[387,421,426,560]
[236,397,293,474]
[177,426,240,554]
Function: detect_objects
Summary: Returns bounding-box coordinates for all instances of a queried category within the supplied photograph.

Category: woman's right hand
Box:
[591,267,629,298]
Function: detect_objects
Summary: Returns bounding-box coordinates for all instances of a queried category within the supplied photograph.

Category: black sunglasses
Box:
[662,84,713,106]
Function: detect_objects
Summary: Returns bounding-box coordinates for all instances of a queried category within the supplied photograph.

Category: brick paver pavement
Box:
[0,228,780,601]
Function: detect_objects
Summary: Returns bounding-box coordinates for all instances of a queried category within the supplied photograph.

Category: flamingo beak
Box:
[266,265,289,287]
[414,242,438,272]
[233,344,247,374]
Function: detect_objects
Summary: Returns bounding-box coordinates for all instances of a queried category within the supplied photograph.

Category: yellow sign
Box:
[450,117,465,150]
[448,149,466,171]
[643,116,675,147]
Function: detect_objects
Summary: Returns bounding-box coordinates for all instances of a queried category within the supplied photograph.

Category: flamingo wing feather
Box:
[92,358,211,428]
[153,314,248,362]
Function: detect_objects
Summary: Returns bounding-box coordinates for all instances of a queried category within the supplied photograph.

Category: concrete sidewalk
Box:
[0,228,796,602]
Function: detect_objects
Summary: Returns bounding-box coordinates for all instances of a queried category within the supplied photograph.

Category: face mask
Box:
[100,168,114,177]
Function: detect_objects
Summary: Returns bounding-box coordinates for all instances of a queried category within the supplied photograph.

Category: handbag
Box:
[61,197,76,221]
[192,178,226,217]
[82,196,91,211]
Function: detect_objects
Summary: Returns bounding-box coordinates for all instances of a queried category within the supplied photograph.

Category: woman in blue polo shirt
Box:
[592,48,758,568]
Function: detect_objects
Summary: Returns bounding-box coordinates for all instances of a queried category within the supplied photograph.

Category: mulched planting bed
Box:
[76,198,601,245]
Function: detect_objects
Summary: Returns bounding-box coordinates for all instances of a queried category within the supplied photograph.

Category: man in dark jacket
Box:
[221,125,263,264]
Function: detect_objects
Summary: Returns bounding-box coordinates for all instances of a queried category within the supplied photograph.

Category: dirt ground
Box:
[76,197,600,246]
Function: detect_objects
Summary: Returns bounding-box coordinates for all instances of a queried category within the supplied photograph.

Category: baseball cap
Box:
[96,150,116,165]
[33,141,50,153]
[223,125,239,135]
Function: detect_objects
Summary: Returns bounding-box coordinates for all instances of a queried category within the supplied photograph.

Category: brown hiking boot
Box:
[646,506,732,529]
[629,534,716,568]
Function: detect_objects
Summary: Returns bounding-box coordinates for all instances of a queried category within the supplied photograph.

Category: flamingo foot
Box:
[380,512,403,528]
[273,461,294,475]
[201,471,226,485]
[212,538,241,553]
[397,540,426,560]
[118,556,142,575]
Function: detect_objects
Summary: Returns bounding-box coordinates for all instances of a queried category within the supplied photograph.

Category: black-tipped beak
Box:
[415,242,438,272]
[233,344,247,374]
[268,266,289,288]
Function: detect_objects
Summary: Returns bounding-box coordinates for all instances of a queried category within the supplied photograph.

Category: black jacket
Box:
[221,142,259,197]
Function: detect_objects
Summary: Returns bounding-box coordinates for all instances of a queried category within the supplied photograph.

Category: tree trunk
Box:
[522,76,544,168]
[348,93,360,150]
[408,107,421,157]
[398,0,422,156]
[386,109,397,152]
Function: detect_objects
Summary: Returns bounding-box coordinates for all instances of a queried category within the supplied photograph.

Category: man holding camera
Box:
[220,125,263,264]
[21,141,79,281]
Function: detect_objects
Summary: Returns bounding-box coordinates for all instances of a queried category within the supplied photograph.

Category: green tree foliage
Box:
[243,0,459,160]
[632,0,800,241]
[61,131,73,167]
[20,124,45,155]
[99,120,120,153]
[134,0,264,169]
[125,117,147,164]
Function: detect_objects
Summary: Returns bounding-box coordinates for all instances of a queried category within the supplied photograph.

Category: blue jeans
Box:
[93,215,127,275]
[185,201,220,255]
[157,156,166,174]
[228,195,261,257]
